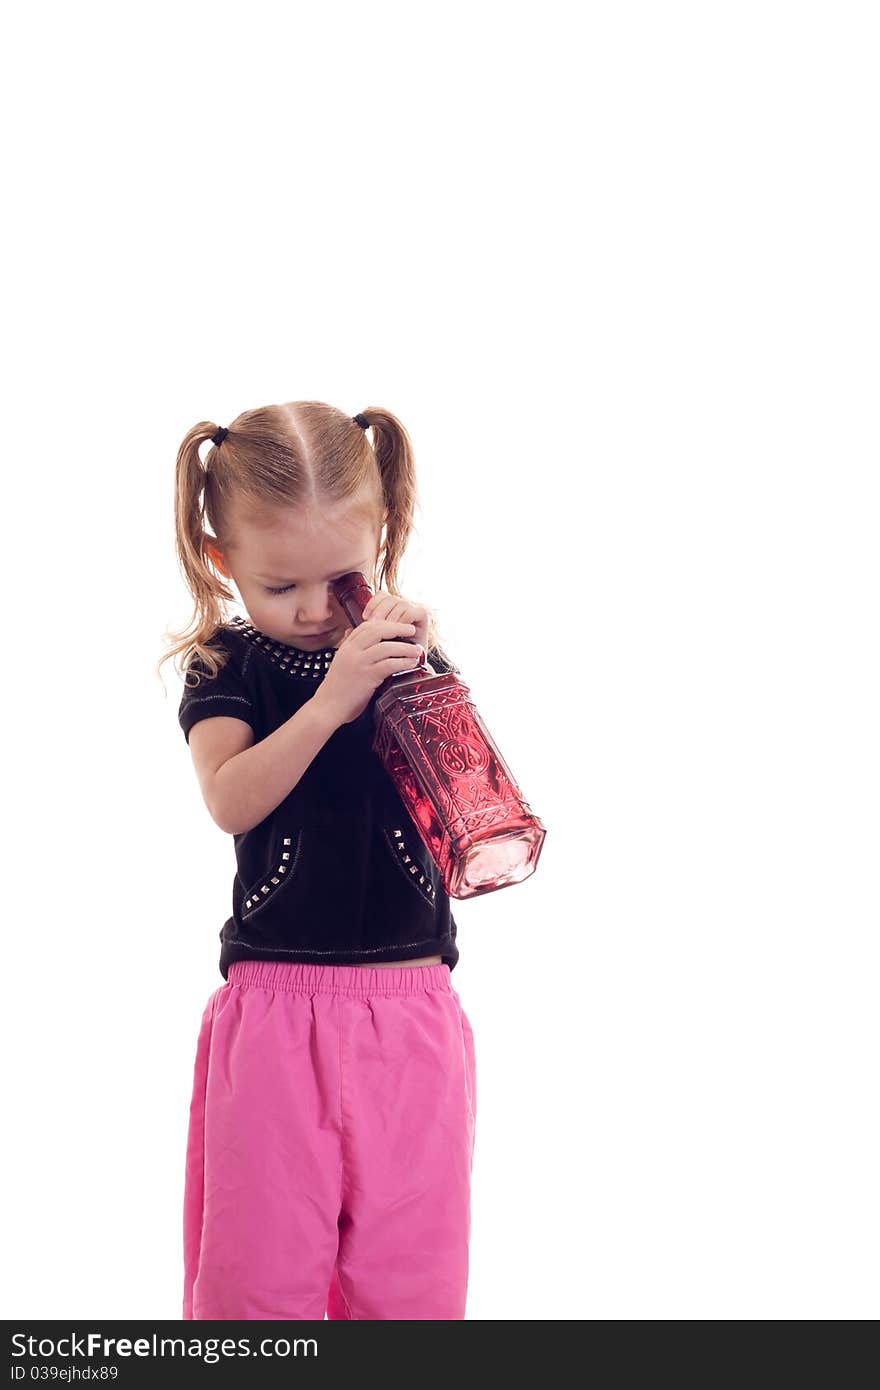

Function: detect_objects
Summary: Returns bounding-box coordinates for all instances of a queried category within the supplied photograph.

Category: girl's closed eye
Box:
[265,570,354,596]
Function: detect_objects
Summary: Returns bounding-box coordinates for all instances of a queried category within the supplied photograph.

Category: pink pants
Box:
[182,960,477,1320]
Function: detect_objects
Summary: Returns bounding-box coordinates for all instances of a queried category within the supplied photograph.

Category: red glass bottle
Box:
[331,572,547,899]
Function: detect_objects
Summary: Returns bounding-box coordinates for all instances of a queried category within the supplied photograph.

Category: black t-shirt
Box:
[178,616,460,979]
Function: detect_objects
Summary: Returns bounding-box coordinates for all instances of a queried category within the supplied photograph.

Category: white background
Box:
[2,0,877,1320]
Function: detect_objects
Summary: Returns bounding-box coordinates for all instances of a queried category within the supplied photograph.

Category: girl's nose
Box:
[297,591,337,621]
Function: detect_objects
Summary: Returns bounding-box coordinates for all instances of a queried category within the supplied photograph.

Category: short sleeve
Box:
[178,637,256,745]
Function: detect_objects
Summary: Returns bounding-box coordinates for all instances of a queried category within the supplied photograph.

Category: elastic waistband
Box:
[226,959,453,998]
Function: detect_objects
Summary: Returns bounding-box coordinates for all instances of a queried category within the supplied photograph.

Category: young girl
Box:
[160,399,477,1321]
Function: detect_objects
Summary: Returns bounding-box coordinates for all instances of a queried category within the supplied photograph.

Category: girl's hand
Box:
[362,589,429,657]
[316,615,424,726]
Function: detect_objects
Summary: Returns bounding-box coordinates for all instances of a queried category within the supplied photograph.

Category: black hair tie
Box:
[212,426,228,446]
[353,413,370,430]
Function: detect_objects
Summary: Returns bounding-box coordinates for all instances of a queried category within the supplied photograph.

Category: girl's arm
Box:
[209,697,341,836]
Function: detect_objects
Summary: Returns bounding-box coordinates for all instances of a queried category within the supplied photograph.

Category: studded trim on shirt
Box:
[384,826,437,905]
[242,832,305,918]
[229,615,336,678]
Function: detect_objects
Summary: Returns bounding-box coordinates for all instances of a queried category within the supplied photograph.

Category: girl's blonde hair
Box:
[158,399,456,689]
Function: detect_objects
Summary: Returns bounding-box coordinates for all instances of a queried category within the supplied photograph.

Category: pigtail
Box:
[157,423,236,690]
[362,410,459,675]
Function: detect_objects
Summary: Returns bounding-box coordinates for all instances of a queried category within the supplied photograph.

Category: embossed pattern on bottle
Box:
[331,572,546,899]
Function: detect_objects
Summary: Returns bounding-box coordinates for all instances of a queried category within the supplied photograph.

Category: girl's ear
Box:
[205,540,231,578]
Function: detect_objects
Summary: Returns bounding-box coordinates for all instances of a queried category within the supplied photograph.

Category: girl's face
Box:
[208,501,381,649]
